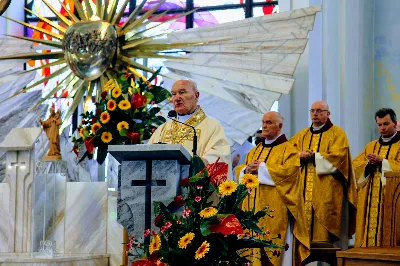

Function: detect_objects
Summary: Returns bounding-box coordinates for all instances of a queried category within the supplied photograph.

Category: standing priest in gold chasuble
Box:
[290,101,357,244]
[149,80,231,166]
[235,112,310,266]
[353,108,400,247]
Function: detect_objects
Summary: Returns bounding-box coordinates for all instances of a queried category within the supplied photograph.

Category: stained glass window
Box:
[193,9,245,28]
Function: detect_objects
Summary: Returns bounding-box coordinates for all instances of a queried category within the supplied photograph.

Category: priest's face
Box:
[261,112,282,140]
[310,101,330,127]
[376,114,396,138]
[171,80,199,115]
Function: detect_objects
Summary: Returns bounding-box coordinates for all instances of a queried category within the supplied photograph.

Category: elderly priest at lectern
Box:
[149,79,231,167]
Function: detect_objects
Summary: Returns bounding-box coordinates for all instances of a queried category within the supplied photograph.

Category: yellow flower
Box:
[112,87,122,98]
[218,180,238,196]
[178,232,195,249]
[241,174,260,189]
[100,112,111,124]
[79,127,85,137]
[107,99,116,111]
[117,121,129,131]
[194,241,210,260]
[199,207,218,218]
[91,123,102,134]
[149,235,161,254]
[101,132,113,143]
[118,99,131,110]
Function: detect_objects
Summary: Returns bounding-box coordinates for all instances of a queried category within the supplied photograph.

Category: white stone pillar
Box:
[0,128,41,253]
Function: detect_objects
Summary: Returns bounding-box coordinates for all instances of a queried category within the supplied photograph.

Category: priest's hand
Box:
[300,150,313,159]
[367,153,383,164]
[245,161,261,174]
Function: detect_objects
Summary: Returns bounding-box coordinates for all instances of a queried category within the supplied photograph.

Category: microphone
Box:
[167,110,197,156]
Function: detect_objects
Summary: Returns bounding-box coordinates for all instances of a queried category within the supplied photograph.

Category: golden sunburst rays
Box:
[0,0,201,127]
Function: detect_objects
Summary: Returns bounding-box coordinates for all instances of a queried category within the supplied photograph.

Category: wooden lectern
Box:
[336,171,400,266]
[382,171,400,247]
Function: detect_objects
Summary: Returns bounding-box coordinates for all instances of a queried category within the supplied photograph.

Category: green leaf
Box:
[200,220,213,236]
[149,107,161,116]
[189,155,205,177]
[119,128,127,136]
[144,91,154,104]
[152,87,171,103]
[96,147,108,165]
[147,67,162,83]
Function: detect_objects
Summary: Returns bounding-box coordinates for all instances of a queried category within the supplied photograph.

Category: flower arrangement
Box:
[72,69,171,164]
[127,157,284,266]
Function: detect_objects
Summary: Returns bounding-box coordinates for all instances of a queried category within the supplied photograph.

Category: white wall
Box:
[279,0,375,157]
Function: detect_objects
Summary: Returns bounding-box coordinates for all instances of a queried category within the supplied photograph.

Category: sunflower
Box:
[112,87,122,98]
[199,207,218,218]
[195,241,210,260]
[79,127,85,137]
[107,99,117,111]
[241,174,260,189]
[218,180,238,196]
[118,99,131,110]
[117,121,129,131]
[178,232,195,249]
[149,235,161,254]
[91,123,102,134]
[100,112,111,124]
[101,132,113,143]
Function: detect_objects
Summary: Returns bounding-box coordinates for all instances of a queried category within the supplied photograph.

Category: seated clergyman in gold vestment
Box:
[353,108,400,247]
[290,101,357,244]
[149,80,231,165]
[235,112,309,266]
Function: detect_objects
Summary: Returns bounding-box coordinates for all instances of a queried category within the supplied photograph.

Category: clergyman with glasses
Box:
[290,100,357,246]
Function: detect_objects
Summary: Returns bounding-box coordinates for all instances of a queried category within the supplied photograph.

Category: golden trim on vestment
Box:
[161,107,206,144]
[366,145,388,247]
[304,134,321,232]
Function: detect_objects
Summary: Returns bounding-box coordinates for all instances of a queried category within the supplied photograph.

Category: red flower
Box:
[209,215,244,235]
[92,117,97,123]
[207,158,228,186]
[101,91,107,100]
[82,120,88,125]
[182,208,191,218]
[126,131,141,144]
[196,185,203,189]
[131,92,147,111]
[161,221,172,232]
[96,109,102,115]
[174,196,184,207]
[194,196,202,202]
[84,137,94,154]
[144,229,151,237]
[179,178,190,187]
[154,215,164,227]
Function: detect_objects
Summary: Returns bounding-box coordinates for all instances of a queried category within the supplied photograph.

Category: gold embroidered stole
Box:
[161,107,206,144]
[304,133,322,234]
[366,144,389,247]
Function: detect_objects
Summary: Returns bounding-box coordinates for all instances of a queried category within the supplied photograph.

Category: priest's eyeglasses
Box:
[309,109,328,114]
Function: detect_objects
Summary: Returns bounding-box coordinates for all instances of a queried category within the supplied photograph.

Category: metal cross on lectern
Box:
[131,160,167,240]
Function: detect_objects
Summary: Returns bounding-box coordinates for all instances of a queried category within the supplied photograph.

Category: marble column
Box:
[0,128,41,253]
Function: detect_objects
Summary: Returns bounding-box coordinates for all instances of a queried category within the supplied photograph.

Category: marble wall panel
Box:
[64,182,107,254]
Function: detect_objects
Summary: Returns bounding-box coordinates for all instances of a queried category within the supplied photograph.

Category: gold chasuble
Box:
[290,119,357,243]
[353,132,400,247]
[149,106,231,164]
[236,135,310,266]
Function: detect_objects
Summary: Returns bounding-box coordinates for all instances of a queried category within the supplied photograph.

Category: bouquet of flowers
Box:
[72,69,171,164]
[128,157,284,266]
